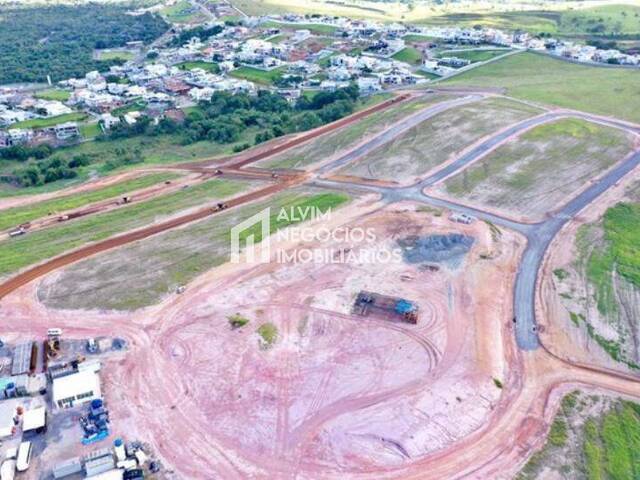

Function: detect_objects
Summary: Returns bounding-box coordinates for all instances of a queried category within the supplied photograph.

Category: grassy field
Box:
[403,34,439,43]
[518,392,640,480]
[444,118,634,219]
[177,61,219,73]
[0,172,178,232]
[233,0,593,23]
[37,190,349,310]
[261,20,339,35]
[442,52,640,123]
[34,89,71,102]
[340,97,541,184]
[426,5,640,37]
[555,184,640,369]
[229,66,285,85]
[0,178,251,277]
[161,0,205,23]
[96,50,134,61]
[11,112,88,129]
[80,122,102,139]
[392,47,423,65]
[578,202,640,315]
[259,93,455,170]
[438,49,510,63]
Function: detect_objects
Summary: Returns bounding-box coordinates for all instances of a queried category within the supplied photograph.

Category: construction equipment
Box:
[80,399,110,445]
[353,291,419,324]
[8,228,26,238]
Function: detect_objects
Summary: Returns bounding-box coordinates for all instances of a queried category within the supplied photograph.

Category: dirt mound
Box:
[398,234,475,268]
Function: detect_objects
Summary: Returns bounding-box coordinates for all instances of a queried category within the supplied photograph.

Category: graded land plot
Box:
[518,391,640,480]
[442,118,635,220]
[0,178,254,278]
[442,52,640,124]
[546,180,640,371]
[339,97,541,184]
[257,93,456,170]
[44,202,520,477]
[37,189,350,311]
[0,172,179,231]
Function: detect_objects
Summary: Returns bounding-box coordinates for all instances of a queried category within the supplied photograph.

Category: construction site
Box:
[0,83,640,480]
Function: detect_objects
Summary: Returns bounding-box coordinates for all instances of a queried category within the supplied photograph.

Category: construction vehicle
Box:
[8,227,26,238]
[353,291,419,324]
[117,196,132,205]
[57,215,69,222]
[212,202,228,212]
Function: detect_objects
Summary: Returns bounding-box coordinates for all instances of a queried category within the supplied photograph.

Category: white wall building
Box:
[52,367,101,409]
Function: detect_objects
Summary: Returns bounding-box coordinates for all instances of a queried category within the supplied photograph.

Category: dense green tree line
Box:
[0,4,168,84]
[108,86,360,147]
[3,86,360,188]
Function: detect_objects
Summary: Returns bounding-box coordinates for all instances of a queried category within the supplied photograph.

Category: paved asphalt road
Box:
[313,108,640,351]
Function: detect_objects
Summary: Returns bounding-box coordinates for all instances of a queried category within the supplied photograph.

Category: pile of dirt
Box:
[398,234,474,268]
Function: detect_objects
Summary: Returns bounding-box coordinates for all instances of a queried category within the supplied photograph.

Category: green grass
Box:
[343,96,541,183]
[580,202,640,317]
[392,46,423,65]
[261,93,455,170]
[177,61,219,73]
[37,189,351,310]
[96,50,134,61]
[228,313,250,329]
[34,89,71,102]
[442,52,640,123]
[261,20,338,35]
[80,123,102,139]
[519,394,640,480]
[548,418,568,447]
[111,99,147,116]
[584,418,605,480]
[423,11,560,35]
[11,112,87,129]
[423,6,640,38]
[583,402,640,480]
[403,34,439,43]
[0,178,248,276]
[0,172,178,232]
[257,322,278,347]
[267,34,287,44]
[444,118,633,217]
[553,268,569,280]
[559,5,640,37]
[438,49,510,63]
[229,66,285,85]
[161,0,204,23]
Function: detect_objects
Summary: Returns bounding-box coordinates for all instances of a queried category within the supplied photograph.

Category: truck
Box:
[8,228,26,237]
[0,459,15,480]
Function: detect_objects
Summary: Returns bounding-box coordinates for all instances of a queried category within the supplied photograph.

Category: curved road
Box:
[314,109,640,350]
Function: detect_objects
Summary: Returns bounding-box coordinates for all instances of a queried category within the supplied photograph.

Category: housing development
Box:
[0,1,640,479]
